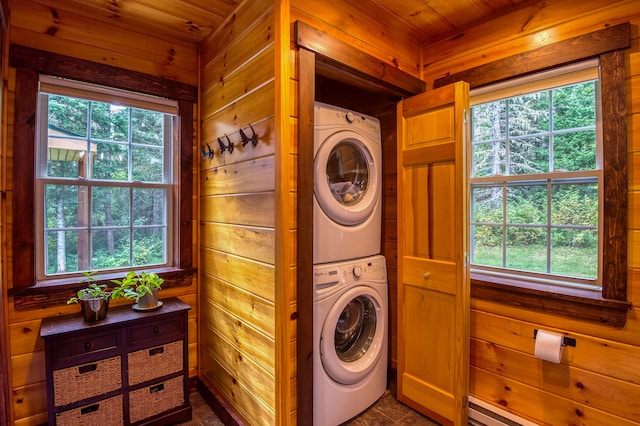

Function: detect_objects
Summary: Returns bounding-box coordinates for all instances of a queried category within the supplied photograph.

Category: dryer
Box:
[313,255,388,426]
[314,102,382,264]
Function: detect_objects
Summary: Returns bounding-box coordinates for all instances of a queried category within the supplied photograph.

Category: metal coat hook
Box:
[239,128,251,147]
[225,134,234,154]
[202,123,260,161]
[200,143,215,160]
[218,135,234,155]
[248,123,258,147]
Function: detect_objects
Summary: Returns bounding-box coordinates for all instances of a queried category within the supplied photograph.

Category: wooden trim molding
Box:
[296,46,315,426]
[471,274,630,327]
[8,46,196,308]
[9,44,197,102]
[434,22,631,89]
[294,20,426,99]
[437,24,631,325]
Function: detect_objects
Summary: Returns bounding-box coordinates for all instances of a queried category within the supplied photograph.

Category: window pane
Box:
[508,136,549,174]
[132,109,164,146]
[92,142,129,180]
[47,95,88,137]
[551,183,598,226]
[91,187,130,227]
[505,227,547,272]
[92,229,131,269]
[132,146,164,182]
[551,228,597,278]
[90,102,129,142]
[472,186,503,222]
[133,188,165,225]
[45,184,87,228]
[506,185,547,224]
[472,225,503,267]
[472,100,506,141]
[45,229,86,274]
[552,82,596,130]
[508,92,549,136]
[553,130,596,171]
[133,228,166,265]
[472,141,505,177]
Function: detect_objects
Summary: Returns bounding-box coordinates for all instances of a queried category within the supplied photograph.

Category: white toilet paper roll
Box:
[534,330,564,363]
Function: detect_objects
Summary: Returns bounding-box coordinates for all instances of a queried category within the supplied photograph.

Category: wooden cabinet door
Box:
[396,81,470,426]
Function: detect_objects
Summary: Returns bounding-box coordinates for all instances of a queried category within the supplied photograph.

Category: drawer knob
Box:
[153,327,160,334]
[81,404,100,415]
[84,342,92,351]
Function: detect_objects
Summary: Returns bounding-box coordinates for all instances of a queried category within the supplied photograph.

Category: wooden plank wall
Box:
[5,1,200,425]
[197,0,283,423]
[420,1,640,424]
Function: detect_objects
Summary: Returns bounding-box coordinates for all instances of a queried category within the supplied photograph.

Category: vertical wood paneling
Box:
[422,2,640,424]
[198,0,279,424]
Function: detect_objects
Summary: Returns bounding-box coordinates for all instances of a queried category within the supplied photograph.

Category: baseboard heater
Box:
[468,396,539,426]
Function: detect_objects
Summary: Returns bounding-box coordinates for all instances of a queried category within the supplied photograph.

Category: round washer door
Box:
[320,285,385,385]
[314,131,379,226]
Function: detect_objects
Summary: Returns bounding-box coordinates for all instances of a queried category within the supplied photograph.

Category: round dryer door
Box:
[314,131,379,226]
[320,285,385,385]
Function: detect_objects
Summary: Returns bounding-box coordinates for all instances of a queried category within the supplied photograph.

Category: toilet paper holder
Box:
[533,329,576,347]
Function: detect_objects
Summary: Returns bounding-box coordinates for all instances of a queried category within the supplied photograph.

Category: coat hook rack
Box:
[200,123,260,161]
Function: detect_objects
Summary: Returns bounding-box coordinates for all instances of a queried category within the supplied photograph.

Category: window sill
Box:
[9,267,197,310]
[471,272,631,327]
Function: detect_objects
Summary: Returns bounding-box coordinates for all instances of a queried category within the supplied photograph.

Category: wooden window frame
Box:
[435,23,632,327]
[8,45,196,309]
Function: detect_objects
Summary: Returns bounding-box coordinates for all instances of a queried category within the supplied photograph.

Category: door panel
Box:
[397,81,470,425]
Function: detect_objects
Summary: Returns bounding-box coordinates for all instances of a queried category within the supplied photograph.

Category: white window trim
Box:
[468,61,603,291]
[35,77,177,280]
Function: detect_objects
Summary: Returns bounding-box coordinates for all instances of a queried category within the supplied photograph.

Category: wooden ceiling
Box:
[30,0,529,45]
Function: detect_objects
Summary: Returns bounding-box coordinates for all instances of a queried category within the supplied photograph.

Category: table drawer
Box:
[51,330,119,363]
[53,356,122,406]
[127,340,183,385]
[127,316,183,346]
[129,376,184,423]
[55,394,123,426]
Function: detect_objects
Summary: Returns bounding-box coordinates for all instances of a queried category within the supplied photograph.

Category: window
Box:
[469,62,601,292]
[432,23,631,326]
[36,78,177,279]
[9,45,195,306]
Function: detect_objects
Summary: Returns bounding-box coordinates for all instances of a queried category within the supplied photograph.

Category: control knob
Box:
[352,265,362,278]
[345,111,355,123]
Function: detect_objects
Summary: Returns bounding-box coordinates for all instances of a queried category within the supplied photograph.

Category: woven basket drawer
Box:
[127,340,183,385]
[55,394,123,426]
[129,376,184,423]
[53,356,122,406]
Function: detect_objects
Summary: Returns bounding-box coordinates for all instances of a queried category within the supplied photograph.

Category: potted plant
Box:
[67,271,112,321]
[111,271,164,311]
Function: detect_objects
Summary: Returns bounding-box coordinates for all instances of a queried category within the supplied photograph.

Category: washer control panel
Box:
[314,255,387,292]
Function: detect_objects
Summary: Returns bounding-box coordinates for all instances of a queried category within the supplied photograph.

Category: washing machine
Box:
[313,255,388,426]
[314,102,382,264]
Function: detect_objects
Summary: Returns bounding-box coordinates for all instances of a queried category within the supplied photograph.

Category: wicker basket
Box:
[127,340,183,385]
[128,376,184,423]
[55,394,124,426]
[53,356,122,406]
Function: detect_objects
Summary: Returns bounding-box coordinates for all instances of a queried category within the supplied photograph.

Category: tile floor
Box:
[183,385,442,426]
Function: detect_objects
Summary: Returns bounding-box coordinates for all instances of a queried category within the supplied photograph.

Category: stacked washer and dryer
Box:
[313,102,388,426]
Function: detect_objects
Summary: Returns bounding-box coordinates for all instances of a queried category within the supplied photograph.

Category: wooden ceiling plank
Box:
[28,0,216,43]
